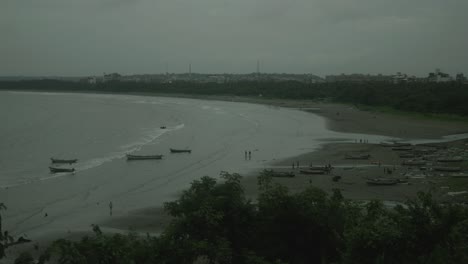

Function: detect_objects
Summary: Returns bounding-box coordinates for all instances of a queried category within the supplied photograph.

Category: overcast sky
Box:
[2,0,467,76]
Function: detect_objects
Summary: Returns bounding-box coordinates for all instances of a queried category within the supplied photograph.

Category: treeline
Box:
[1,80,468,116]
[13,172,468,264]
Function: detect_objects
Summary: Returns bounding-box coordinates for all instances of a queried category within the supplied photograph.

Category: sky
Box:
[1,0,467,77]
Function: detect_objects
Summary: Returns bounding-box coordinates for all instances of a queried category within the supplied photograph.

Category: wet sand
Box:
[99,96,468,234]
[3,94,468,262]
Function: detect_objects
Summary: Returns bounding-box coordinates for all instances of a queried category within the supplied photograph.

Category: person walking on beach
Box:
[109,201,113,216]
[245,151,247,160]
[248,151,251,160]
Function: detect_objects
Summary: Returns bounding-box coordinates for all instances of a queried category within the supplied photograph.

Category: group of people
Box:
[356,139,369,143]
[244,151,252,160]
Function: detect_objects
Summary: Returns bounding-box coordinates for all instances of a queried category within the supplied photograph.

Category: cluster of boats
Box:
[126,148,192,161]
[48,148,192,173]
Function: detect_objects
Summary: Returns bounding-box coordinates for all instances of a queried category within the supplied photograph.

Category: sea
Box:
[0,91,393,237]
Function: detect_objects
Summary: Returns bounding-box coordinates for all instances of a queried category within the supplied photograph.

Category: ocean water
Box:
[0,91,391,238]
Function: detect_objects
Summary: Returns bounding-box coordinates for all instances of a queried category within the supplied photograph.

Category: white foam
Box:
[75,124,184,172]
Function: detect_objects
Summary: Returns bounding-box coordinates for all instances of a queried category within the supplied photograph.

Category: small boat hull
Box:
[126,154,163,160]
[300,170,325,175]
[434,167,461,172]
[170,148,192,153]
[366,179,398,186]
[51,158,78,164]
[49,167,75,173]
[345,154,370,160]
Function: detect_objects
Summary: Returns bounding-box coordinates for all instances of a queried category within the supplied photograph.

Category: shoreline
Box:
[4,89,468,139]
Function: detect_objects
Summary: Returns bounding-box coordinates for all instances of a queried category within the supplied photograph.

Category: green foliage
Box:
[19,174,468,264]
[14,252,34,264]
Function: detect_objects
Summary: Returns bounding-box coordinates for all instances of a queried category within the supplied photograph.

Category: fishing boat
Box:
[126,154,163,160]
[392,147,413,151]
[51,158,78,164]
[434,166,461,172]
[170,148,192,153]
[309,165,331,171]
[450,173,468,178]
[380,142,411,147]
[366,178,398,186]
[399,153,415,158]
[300,169,325,175]
[402,160,426,166]
[437,157,463,162]
[345,154,371,160]
[49,167,75,173]
[262,169,295,178]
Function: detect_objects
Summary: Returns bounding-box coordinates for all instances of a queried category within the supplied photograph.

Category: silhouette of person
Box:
[245,151,247,160]
[248,151,251,160]
[109,201,113,216]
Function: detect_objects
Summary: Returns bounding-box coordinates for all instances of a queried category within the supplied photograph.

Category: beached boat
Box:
[380,142,411,147]
[300,169,325,175]
[434,166,461,172]
[392,147,413,151]
[51,158,78,164]
[160,126,166,129]
[309,166,331,171]
[170,148,192,153]
[366,178,398,186]
[402,160,426,166]
[345,154,371,160]
[399,153,415,158]
[437,157,463,162]
[262,169,295,178]
[49,167,75,173]
[450,173,468,178]
[126,154,163,160]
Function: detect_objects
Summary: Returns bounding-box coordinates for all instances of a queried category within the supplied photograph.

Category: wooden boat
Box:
[309,166,331,171]
[402,160,426,166]
[170,148,192,153]
[392,147,413,151]
[345,154,371,160]
[399,153,415,158]
[126,154,163,160]
[300,169,325,175]
[380,142,411,147]
[437,157,463,162]
[450,173,468,178]
[366,178,398,186]
[160,126,166,129]
[51,158,78,164]
[262,169,294,178]
[434,166,461,172]
[49,167,75,173]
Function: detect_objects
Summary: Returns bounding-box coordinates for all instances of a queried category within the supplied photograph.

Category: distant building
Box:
[427,69,452,83]
[325,73,393,83]
[79,77,97,84]
[103,73,122,82]
[455,73,467,83]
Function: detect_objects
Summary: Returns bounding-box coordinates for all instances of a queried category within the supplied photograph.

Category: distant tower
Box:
[189,63,192,79]
[256,60,260,74]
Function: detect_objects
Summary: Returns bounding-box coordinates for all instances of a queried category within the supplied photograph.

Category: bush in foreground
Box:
[20,172,468,264]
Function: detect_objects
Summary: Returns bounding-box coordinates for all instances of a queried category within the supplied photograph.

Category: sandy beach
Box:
[96,96,468,235]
